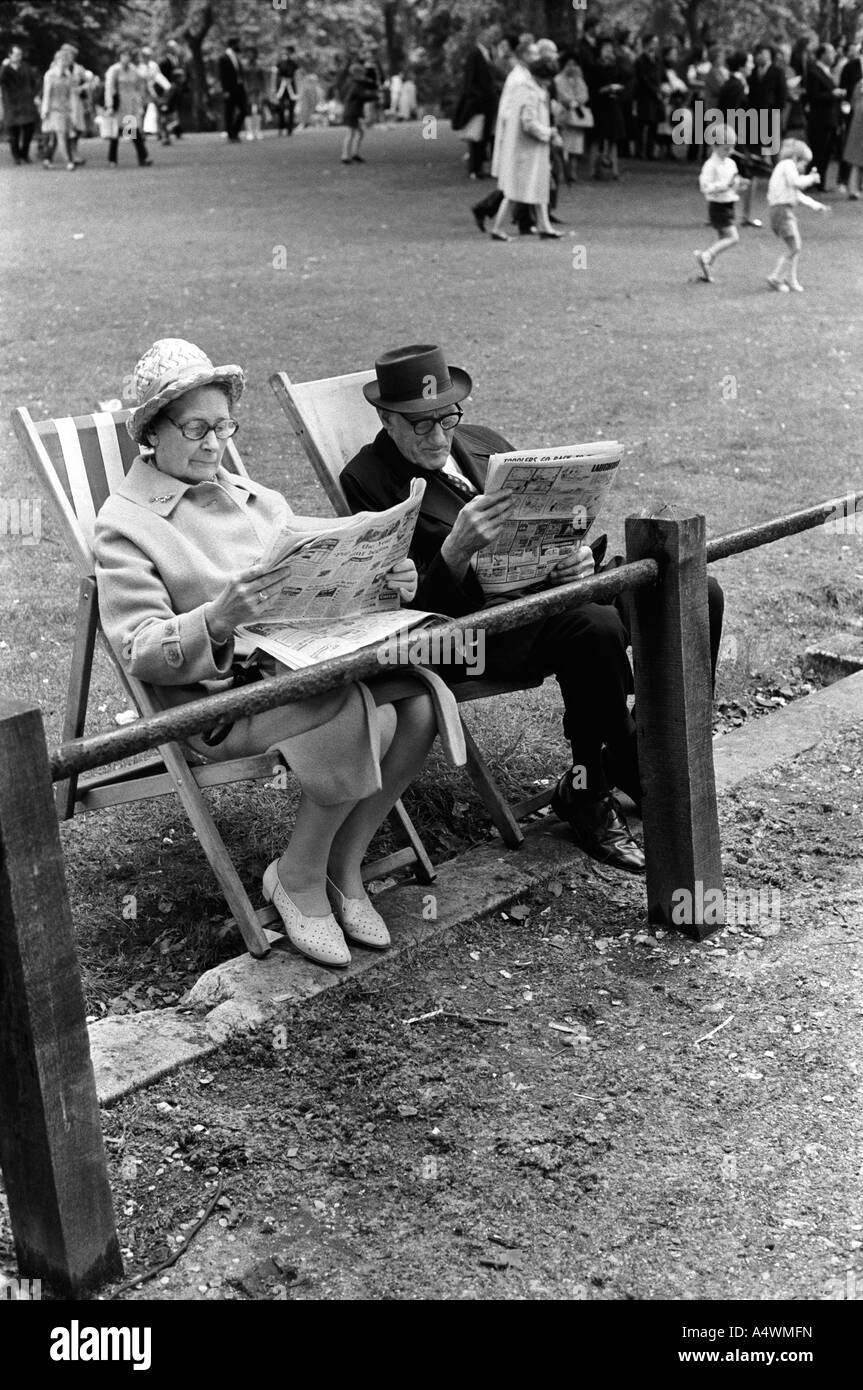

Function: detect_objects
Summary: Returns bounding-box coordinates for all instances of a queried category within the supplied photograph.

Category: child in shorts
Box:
[765,139,830,292]
[341,63,377,164]
[693,125,750,283]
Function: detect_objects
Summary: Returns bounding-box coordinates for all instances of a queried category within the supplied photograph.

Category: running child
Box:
[341,62,378,164]
[765,138,830,292]
[693,124,750,283]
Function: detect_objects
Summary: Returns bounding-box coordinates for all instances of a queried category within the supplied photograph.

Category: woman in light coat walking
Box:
[489,43,562,239]
[40,50,75,169]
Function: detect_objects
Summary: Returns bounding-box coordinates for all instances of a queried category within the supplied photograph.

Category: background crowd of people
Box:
[2,16,861,203]
[0,33,422,169]
[454,19,863,215]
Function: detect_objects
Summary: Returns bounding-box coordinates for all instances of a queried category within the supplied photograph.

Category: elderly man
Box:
[343,348,631,870]
[342,346,725,874]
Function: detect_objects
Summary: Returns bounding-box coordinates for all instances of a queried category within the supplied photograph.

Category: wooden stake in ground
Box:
[0,699,123,1294]
[625,512,724,938]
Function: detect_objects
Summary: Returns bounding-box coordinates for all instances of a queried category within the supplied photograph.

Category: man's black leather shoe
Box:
[551,776,645,874]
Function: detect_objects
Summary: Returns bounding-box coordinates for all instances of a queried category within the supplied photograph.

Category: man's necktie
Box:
[443,472,476,503]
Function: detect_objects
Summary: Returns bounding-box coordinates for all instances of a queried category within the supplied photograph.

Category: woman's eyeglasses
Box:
[166,417,240,441]
[408,407,464,437]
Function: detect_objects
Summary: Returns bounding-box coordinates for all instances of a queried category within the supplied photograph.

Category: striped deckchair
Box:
[269,369,557,849]
[12,405,435,960]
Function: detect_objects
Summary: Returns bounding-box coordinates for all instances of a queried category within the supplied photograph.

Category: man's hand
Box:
[384,557,418,603]
[546,545,595,587]
[440,490,513,578]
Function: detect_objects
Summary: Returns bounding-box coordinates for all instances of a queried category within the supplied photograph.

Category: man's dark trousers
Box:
[472,186,534,232]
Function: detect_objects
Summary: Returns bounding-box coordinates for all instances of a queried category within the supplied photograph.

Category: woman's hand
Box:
[384,557,418,604]
[203,562,292,643]
[546,545,595,587]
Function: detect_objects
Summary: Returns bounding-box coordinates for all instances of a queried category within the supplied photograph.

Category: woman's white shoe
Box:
[326,877,391,949]
[262,861,351,967]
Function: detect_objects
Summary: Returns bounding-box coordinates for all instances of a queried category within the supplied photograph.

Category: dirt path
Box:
[56,725,859,1304]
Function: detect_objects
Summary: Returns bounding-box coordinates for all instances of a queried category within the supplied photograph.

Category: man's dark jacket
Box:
[218,51,244,95]
[452,45,497,133]
[748,63,788,120]
[839,55,862,101]
[341,423,512,617]
[806,63,840,127]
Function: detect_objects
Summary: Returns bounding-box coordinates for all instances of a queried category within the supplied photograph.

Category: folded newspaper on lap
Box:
[236,477,441,668]
[477,441,622,595]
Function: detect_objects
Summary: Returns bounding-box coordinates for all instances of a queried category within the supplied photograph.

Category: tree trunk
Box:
[183,0,214,131]
[381,1,403,75]
[682,0,704,47]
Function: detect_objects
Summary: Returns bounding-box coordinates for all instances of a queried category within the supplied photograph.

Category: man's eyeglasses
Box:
[166,417,240,441]
[407,407,463,437]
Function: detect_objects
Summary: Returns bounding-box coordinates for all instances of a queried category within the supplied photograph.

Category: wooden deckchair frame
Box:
[12,405,435,960]
[269,369,559,848]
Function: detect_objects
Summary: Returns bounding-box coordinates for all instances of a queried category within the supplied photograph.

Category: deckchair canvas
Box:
[269,370,558,848]
[12,405,435,960]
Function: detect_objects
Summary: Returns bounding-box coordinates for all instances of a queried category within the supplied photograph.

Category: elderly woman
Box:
[489,39,563,240]
[94,340,459,969]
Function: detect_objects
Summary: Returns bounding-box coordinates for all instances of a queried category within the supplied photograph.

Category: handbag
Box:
[200,658,264,748]
[97,111,119,139]
[568,103,594,130]
[143,100,159,136]
[458,112,485,142]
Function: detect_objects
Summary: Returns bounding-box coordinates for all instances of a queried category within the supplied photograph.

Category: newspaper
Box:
[236,478,439,668]
[475,441,621,595]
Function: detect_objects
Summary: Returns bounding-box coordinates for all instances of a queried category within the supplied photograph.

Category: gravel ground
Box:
[3,724,854,1306]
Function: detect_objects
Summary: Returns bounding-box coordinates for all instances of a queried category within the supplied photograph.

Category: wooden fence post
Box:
[624,513,724,938]
[0,699,123,1294]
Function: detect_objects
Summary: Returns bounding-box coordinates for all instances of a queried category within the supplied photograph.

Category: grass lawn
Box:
[1,122,861,1006]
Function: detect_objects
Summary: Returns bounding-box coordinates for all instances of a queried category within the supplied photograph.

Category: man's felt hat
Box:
[363,344,471,416]
[126,339,245,443]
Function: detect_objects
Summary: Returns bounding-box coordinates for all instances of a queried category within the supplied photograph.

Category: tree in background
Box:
[181,0,214,131]
[2,0,861,123]
[0,0,137,71]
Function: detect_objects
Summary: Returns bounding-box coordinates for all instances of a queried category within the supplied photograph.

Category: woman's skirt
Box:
[184,667,465,806]
[42,110,72,135]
